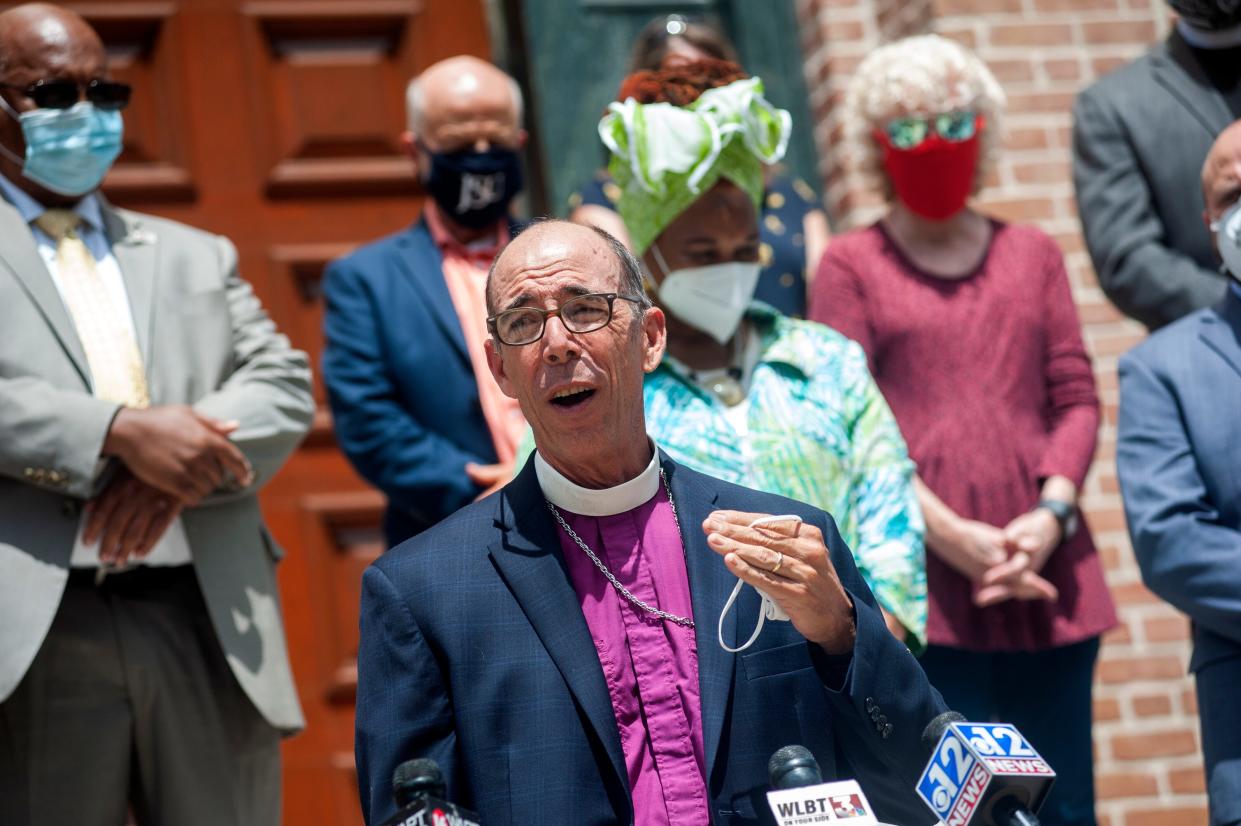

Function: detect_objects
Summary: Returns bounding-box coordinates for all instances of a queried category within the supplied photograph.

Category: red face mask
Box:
[876,119,984,221]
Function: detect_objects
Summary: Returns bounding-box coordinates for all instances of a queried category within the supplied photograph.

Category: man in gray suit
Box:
[0,5,313,825]
[1073,0,1241,330]
[1117,120,1241,826]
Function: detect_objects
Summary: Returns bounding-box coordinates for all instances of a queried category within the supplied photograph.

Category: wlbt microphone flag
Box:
[916,712,1054,826]
[380,758,481,826]
[766,745,886,826]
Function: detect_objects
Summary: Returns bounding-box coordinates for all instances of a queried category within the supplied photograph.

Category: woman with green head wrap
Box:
[600,60,928,649]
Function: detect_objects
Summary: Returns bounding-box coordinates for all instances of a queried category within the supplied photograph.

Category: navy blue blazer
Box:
[323,218,500,545]
[355,454,946,825]
[1117,289,1241,825]
[1118,288,1241,674]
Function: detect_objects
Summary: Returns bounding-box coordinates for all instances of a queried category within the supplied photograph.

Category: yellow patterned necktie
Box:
[35,209,150,409]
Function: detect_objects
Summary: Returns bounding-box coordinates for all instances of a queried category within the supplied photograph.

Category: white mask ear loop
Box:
[718,514,803,654]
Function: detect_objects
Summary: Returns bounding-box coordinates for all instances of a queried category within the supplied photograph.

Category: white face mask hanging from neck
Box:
[649,243,761,345]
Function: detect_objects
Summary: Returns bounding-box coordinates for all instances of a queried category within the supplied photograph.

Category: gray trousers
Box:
[0,566,281,826]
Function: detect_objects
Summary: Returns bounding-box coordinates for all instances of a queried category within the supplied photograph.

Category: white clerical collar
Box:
[534,443,661,516]
[1178,18,1241,50]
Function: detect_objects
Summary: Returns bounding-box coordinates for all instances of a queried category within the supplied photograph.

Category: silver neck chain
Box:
[546,467,695,628]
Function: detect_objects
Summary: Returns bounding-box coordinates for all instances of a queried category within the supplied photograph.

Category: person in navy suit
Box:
[323,56,528,545]
[1118,120,1241,826]
[354,220,947,825]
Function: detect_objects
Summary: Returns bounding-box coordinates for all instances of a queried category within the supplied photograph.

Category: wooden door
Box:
[34,2,491,823]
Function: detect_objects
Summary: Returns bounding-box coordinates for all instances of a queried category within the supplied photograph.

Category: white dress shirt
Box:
[0,173,191,568]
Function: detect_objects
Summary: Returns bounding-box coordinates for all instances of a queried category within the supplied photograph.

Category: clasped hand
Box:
[704,510,856,655]
[84,405,253,566]
[954,509,1063,608]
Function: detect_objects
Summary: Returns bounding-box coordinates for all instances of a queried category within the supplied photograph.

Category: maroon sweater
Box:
[811,220,1116,651]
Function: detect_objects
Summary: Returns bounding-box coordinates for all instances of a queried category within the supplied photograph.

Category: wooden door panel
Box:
[242,1,423,196]
[92,3,196,200]
[265,243,355,423]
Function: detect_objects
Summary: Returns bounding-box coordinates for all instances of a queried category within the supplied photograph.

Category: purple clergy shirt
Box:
[555,491,710,825]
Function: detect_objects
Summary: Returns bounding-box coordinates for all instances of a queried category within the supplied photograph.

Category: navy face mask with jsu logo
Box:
[424,147,523,229]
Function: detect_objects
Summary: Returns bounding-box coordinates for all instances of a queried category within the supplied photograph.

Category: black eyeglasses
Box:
[0,78,132,111]
[488,292,644,346]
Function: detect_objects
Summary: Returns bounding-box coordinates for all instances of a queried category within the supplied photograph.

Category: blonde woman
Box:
[810,34,1116,826]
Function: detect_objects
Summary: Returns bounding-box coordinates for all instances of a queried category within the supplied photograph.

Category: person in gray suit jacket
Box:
[1073,0,1241,330]
[1117,120,1241,826]
[0,5,313,826]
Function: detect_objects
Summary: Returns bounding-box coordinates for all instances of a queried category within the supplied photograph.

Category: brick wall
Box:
[795,1,1209,824]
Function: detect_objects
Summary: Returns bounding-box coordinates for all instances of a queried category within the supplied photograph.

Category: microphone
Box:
[916,712,1055,826]
[381,758,481,826]
[393,758,445,807]
[768,744,823,789]
[766,745,883,825]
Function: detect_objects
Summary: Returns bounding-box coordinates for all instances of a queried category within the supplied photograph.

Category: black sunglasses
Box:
[0,78,132,111]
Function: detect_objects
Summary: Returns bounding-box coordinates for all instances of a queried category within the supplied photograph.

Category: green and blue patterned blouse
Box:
[517,305,927,649]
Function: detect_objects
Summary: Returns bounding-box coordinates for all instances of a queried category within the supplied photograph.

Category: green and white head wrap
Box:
[598,76,792,255]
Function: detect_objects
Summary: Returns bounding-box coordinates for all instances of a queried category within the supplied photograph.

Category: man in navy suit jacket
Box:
[1118,122,1241,826]
[323,56,528,545]
[355,220,946,825]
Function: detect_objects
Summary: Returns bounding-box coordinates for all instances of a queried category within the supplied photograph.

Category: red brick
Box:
[824,18,866,40]
[934,0,1021,12]
[938,26,978,48]
[1110,729,1197,759]
[1012,160,1072,184]
[1090,330,1146,357]
[1078,300,1125,325]
[989,22,1075,47]
[1169,766,1206,794]
[978,196,1056,222]
[1124,806,1209,826]
[1132,693,1173,717]
[1006,90,1078,113]
[1144,615,1190,643]
[1092,55,1132,76]
[1097,654,1184,683]
[1096,771,1159,800]
[1183,688,1198,715]
[1043,57,1084,82]
[1050,230,1085,254]
[1110,580,1164,605]
[1083,507,1129,534]
[1003,127,1050,152]
[1081,19,1157,45]
[1099,543,1123,570]
[987,58,1036,85]
[1103,622,1132,645]
[1094,696,1121,721]
[1032,0,1119,9]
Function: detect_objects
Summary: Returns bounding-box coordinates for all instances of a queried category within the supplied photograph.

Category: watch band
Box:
[1036,498,1078,539]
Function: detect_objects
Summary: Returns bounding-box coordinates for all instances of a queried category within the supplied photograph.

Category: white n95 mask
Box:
[1211,201,1241,283]
[650,244,761,345]
[718,514,801,654]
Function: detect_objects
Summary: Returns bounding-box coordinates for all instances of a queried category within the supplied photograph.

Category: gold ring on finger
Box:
[770,551,783,574]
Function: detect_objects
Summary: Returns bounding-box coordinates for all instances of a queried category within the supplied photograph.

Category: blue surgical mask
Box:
[0,99,123,196]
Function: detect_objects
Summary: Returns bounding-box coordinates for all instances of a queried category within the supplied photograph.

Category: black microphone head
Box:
[768,744,823,790]
[921,711,967,755]
[392,758,445,807]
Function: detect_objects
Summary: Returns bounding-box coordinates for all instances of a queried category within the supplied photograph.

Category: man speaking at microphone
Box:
[354,219,947,825]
